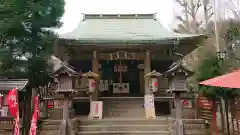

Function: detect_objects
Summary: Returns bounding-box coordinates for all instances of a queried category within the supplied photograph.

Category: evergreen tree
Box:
[196,55,227,99]
[0,0,65,134]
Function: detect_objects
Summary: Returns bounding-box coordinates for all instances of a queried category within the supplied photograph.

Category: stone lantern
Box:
[144,70,162,119]
[82,71,99,94]
[165,61,193,135]
[144,70,163,93]
[82,71,102,120]
[49,63,78,135]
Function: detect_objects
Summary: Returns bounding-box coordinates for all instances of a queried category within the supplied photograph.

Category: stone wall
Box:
[39,118,79,135]
[0,117,15,135]
[171,108,196,119]
[49,108,75,120]
[168,117,208,135]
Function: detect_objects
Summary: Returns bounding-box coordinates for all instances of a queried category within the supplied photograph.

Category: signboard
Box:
[181,99,193,109]
[113,83,129,93]
[198,97,214,120]
[144,94,156,119]
[90,101,103,120]
[114,65,128,72]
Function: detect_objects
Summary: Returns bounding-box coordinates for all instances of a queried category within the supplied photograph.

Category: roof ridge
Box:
[83,13,157,19]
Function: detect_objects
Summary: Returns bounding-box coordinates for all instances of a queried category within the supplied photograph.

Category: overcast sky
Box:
[56,0,176,34]
[56,0,239,34]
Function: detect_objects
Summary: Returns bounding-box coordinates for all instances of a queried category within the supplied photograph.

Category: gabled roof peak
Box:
[83,13,157,20]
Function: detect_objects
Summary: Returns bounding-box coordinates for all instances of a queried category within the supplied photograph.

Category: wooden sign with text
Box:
[198,97,214,120]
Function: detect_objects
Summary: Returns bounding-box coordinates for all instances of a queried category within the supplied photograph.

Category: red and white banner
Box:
[14,112,20,135]
[90,101,103,120]
[7,87,20,135]
[29,95,40,135]
[0,94,3,109]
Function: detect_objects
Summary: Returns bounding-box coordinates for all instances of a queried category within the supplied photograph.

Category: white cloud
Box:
[56,0,175,34]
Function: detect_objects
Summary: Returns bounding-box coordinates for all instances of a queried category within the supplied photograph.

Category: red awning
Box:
[199,69,240,89]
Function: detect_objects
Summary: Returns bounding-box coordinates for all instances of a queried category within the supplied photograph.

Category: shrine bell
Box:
[144,70,163,93]
[82,71,99,94]
[49,63,79,93]
[165,61,193,93]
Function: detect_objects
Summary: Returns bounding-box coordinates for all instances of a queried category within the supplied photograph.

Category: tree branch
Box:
[208,12,214,19]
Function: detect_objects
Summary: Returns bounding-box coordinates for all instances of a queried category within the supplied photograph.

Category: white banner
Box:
[144,94,156,119]
[90,101,103,120]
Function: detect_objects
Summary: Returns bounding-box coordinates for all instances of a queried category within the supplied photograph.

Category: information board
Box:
[198,97,214,120]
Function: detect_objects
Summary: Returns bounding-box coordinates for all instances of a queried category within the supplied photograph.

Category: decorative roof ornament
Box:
[82,71,99,78]
[144,70,163,78]
[165,60,193,77]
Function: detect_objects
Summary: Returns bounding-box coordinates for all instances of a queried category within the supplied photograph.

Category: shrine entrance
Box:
[100,60,142,97]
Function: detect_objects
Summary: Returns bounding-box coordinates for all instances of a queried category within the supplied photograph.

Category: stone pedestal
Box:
[49,109,75,120]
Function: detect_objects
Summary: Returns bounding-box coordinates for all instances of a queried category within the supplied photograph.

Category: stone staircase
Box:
[101,97,145,118]
[77,118,170,135]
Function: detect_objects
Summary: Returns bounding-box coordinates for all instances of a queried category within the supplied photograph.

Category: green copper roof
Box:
[59,14,204,44]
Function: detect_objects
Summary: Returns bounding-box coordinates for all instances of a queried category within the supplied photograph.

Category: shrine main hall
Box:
[48,13,204,118]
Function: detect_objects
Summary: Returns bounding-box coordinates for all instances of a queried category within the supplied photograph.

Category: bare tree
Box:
[174,0,213,33]
[227,0,240,20]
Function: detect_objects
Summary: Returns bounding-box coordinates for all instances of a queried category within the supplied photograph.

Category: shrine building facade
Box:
[45,13,204,118]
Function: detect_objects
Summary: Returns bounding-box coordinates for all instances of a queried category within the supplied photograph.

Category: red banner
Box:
[7,87,20,135]
[29,95,40,135]
[7,88,19,117]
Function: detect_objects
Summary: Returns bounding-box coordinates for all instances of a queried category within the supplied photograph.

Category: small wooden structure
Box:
[165,61,193,93]
[50,63,78,119]
[0,79,28,134]
[165,60,193,135]
[49,63,80,135]
[49,62,79,93]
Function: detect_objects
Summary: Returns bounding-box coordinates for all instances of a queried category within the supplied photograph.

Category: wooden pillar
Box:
[144,50,151,94]
[139,71,144,94]
[91,50,99,101]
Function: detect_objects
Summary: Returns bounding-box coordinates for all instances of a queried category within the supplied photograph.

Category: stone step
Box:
[77,131,170,135]
[103,111,145,118]
[102,99,143,104]
[184,130,208,135]
[78,125,169,132]
[104,108,144,112]
[104,102,144,108]
[79,119,168,125]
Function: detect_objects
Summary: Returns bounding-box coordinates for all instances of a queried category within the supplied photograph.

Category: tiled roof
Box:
[59,14,204,44]
[0,79,28,91]
[49,62,78,77]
